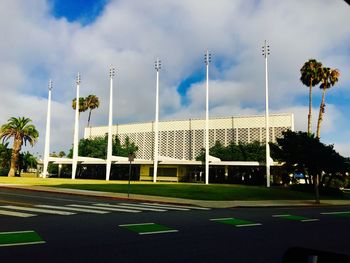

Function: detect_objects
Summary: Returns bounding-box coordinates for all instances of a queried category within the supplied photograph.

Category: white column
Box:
[43,80,52,178]
[153,58,161,183]
[205,50,211,185]
[263,40,271,188]
[106,67,115,181]
[72,73,81,180]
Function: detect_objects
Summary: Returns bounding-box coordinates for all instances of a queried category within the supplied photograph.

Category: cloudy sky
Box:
[1,0,349,157]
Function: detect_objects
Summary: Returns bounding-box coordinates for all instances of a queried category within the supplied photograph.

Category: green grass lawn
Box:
[0,177,348,201]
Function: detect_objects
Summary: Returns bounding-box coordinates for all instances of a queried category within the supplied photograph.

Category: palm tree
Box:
[85,95,100,127]
[0,117,39,177]
[72,97,87,114]
[316,67,340,138]
[300,59,322,134]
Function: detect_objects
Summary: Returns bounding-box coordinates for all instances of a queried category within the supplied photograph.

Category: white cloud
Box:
[0,0,349,158]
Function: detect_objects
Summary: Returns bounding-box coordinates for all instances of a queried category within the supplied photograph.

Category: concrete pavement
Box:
[1,184,350,208]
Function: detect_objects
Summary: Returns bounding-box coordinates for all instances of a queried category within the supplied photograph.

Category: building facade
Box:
[85,113,294,160]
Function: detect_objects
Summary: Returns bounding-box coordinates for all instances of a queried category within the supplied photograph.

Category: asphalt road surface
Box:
[0,188,349,263]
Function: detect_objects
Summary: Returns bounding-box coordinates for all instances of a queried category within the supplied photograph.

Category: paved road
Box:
[0,189,349,262]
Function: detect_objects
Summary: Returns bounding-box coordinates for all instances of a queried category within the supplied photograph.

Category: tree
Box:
[300,59,322,134]
[72,97,87,114]
[20,151,37,172]
[85,95,100,127]
[316,67,340,138]
[0,117,39,177]
[270,130,347,203]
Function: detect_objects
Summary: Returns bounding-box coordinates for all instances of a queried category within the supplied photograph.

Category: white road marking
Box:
[119,223,154,227]
[321,211,350,215]
[36,205,109,214]
[272,214,291,217]
[301,219,320,222]
[96,203,166,212]
[0,209,36,218]
[1,205,75,215]
[120,203,189,211]
[139,230,179,235]
[235,223,262,227]
[141,203,211,210]
[69,204,141,213]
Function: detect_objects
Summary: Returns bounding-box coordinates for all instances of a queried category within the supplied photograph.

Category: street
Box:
[0,188,349,262]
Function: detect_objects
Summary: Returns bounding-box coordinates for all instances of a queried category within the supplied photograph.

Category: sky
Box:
[0,0,350,158]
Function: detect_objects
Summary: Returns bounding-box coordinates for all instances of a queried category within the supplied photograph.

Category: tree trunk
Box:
[307,80,313,134]
[314,174,320,204]
[316,88,327,139]
[87,109,92,127]
[8,138,21,177]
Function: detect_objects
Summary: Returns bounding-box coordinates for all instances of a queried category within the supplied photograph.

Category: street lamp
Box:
[72,73,81,180]
[204,50,211,185]
[127,152,135,199]
[43,79,52,179]
[153,58,161,183]
[106,66,116,181]
[262,40,271,188]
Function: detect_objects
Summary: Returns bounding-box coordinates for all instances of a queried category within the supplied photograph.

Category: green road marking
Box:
[210,217,262,227]
[0,230,45,247]
[273,214,319,222]
[321,211,350,218]
[119,223,178,235]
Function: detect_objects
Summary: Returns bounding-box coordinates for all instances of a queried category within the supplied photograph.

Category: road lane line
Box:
[140,203,210,210]
[0,209,36,218]
[321,211,350,215]
[119,203,188,211]
[36,205,109,214]
[301,219,320,222]
[235,223,262,227]
[272,214,291,217]
[2,205,75,215]
[139,230,179,235]
[69,204,141,213]
[119,223,154,227]
[95,203,166,212]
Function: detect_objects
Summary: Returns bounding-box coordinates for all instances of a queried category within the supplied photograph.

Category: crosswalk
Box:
[0,202,210,218]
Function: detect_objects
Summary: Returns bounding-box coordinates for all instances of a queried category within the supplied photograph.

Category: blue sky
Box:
[48,0,109,25]
[0,0,349,157]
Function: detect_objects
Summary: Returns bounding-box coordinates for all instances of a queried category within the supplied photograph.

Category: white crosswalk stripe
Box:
[94,203,167,212]
[1,205,75,215]
[140,203,211,210]
[120,203,189,211]
[0,209,36,218]
[68,204,142,213]
[36,205,109,214]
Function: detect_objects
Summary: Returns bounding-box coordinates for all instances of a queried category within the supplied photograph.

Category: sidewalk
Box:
[1,184,350,208]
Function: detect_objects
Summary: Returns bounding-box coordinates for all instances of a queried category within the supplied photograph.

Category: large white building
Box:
[85,113,294,181]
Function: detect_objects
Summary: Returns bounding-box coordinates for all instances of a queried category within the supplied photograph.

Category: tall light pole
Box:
[43,80,52,178]
[262,40,271,188]
[106,67,115,181]
[204,50,211,185]
[72,73,81,180]
[153,58,161,183]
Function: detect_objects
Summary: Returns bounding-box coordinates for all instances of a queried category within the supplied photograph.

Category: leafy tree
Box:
[72,97,87,114]
[196,141,265,162]
[0,117,39,177]
[20,151,37,172]
[300,59,322,134]
[67,135,138,159]
[0,142,11,169]
[316,67,340,138]
[85,95,100,127]
[270,130,347,203]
